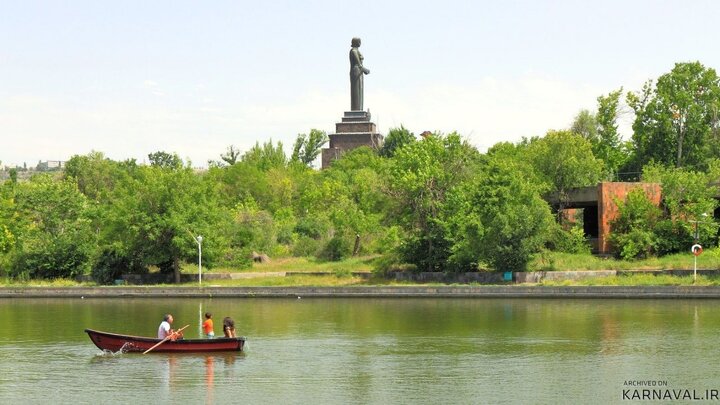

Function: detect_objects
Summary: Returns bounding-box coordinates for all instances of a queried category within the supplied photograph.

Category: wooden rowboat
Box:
[85,329,245,353]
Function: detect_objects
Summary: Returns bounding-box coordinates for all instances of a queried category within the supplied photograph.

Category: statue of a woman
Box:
[349,37,370,111]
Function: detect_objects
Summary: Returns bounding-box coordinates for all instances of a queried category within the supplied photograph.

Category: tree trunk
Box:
[352,234,361,256]
[173,256,181,284]
[676,117,685,168]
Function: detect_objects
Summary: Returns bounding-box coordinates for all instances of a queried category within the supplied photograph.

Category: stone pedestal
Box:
[321,111,383,169]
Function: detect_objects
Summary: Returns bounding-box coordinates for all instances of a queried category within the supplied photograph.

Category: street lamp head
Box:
[197,235,203,244]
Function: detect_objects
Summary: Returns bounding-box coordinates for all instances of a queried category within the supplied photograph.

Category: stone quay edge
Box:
[4,286,720,298]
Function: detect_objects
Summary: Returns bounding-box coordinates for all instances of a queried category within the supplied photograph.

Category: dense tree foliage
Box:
[627,62,720,170]
[291,129,328,167]
[379,125,415,158]
[4,61,720,281]
[460,157,554,271]
[524,130,603,211]
[8,175,94,279]
[386,133,480,271]
[608,189,662,260]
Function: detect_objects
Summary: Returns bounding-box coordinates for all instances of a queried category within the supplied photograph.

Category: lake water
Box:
[1,297,720,404]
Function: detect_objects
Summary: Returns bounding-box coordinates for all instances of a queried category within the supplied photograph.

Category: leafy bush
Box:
[294,215,329,239]
[462,158,554,272]
[91,247,145,285]
[653,220,693,256]
[12,233,92,279]
[611,228,658,260]
[217,246,252,269]
[609,189,662,260]
[318,235,352,261]
[370,225,402,254]
[372,251,415,276]
[292,235,321,257]
[548,225,591,254]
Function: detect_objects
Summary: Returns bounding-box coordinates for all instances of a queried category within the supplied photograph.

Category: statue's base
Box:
[321,111,383,169]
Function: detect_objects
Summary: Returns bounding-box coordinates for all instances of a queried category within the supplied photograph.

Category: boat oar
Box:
[143,324,189,354]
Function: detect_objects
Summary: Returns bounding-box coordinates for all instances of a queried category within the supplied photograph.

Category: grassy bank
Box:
[528,249,720,271]
[540,273,720,286]
[182,255,377,274]
[3,250,720,287]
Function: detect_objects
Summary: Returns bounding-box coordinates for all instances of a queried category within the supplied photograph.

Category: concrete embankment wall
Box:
[4,286,720,298]
[98,269,720,286]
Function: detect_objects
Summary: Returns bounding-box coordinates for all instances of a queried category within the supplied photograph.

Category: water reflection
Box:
[593,311,620,356]
[5,298,720,404]
[205,356,214,404]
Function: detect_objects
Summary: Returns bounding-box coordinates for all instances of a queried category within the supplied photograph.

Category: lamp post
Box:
[689,213,709,283]
[195,235,203,286]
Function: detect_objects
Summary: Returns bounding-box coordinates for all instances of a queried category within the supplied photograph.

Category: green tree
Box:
[98,165,228,283]
[64,151,128,201]
[10,174,94,279]
[379,125,415,158]
[526,130,603,209]
[242,140,287,171]
[220,145,241,166]
[148,151,184,170]
[608,189,662,260]
[627,61,720,170]
[595,88,630,178]
[570,109,598,142]
[642,162,719,254]
[291,129,328,167]
[307,147,391,259]
[460,157,554,272]
[0,182,18,273]
[387,132,480,271]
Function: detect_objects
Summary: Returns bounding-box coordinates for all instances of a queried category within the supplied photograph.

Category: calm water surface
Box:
[1,297,720,404]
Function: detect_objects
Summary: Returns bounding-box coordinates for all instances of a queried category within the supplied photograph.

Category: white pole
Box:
[197,235,203,287]
[694,254,697,283]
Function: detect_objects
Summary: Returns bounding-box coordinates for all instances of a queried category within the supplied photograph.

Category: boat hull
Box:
[85,329,245,353]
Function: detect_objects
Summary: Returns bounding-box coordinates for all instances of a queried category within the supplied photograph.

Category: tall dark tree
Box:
[220,145,241,165]
[379,125,415,158]
[148,151,184,170]
[595,88,629,178]
[627,62,720,170]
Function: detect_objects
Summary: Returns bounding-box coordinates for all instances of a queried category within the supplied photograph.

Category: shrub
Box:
[548,225,591,254]
[91,247,146,285]
[12,233,92,279]
[318,235,352,261]
[608,189,661,260]
[292,235,320,257]
[611,228,657,260]
[372,251,415,276]
[653,219,693,256]
[370,226,402,254]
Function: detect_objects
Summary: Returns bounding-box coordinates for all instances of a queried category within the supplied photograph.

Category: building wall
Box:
[597,182,662,254]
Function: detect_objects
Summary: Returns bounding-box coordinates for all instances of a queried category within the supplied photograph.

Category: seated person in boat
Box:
[158,314,183,340]
[223,317,236,338]
[202,312,215,338]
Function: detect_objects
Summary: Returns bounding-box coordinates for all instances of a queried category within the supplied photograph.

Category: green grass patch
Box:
[540,273,720,286]
[0,278,97,287]
[184,255,378,274]
[529,249,720,271]
[191,275,370,287]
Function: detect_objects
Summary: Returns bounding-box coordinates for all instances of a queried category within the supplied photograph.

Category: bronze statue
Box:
[349,37,370,111]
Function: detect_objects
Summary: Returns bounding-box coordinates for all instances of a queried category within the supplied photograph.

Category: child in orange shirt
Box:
[202,312,215,338]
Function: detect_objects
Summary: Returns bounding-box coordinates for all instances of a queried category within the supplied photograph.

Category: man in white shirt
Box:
[157,314,175,339]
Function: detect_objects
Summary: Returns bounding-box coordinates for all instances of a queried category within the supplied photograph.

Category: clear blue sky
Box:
[2,0,719,167]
